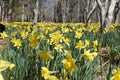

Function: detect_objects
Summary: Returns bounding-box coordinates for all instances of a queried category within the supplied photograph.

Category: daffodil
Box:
[75,40,84,49]
[62,27,69,33]
[20,31,28,39]
[111,68,120,80]
[83,50,98,62]
[29,35,38,48]
[0,60,15,80]
[85,40,90,47]
[11,38,22,49]
[11,38,17,43]
[104,28,109,34]
[41,67,58,80]
[9,64,16,70]
[0,73,3,80]
[27,25,32,32]
[0,32,8,39]
[54,44,63,52]
[0,60,10,72]
[62,50,78,75]
[11,32,17,37]
[63,38,70,46]
[93,40,98,46]
[39,51,54,60]
[40,33,46,40]
[49,31,63,45]
[75,32,83,39]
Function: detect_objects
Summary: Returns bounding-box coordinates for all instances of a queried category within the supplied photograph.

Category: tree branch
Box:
[87,1,97,21]
[96,0,103,9]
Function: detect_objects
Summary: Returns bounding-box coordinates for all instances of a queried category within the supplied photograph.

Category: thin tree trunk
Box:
[7,0,12,22]
[21,4,24,22]
[1,1,5,22]
[106,0,117,28]
[113,1,120,23]
[85,0,97,27]
[96,0,117,32]
[0,5,1,21]
[33,0,39,25]
[62,0,66,23]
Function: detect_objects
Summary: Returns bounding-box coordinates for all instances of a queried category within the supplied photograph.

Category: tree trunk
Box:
[7,0,12,22]
[96,0,117,32]
[114,10,120,23]
[113,1,120,23]
[85,0,97,27]
[0,5,1,21]
[33,0,39,25]
[21,4,24,22]
[1,1,5,22]
[106,0,117,28]
[61,0,66,23]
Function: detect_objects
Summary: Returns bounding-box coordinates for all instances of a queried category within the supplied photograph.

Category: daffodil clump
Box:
[1,22,120,80]
[62,50,78,75]
[83,50,98,62]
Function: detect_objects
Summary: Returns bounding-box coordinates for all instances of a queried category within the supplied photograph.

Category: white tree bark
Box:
[61,0,66,23]
[33,0,39,25]
[114,10,120,23]
[85,0,97,26]
[21,4,24,22]
[1,1,5,22]
[106,0,117,27]
[96,0,117,31]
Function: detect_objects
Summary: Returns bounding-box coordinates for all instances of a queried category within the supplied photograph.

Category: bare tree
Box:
[84,0,97,26]
[96,0,117,32]
[113,0,120,23]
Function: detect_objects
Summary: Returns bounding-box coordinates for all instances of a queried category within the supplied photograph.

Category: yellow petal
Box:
[39,51,54,60]
[0,73,4,80]
[48,75,58,80]
[41,67,50,77]
[9,64,15,70]
[0,60,10,72]
[64,50,72,59]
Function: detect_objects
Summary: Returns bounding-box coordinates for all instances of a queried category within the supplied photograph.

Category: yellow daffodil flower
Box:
[85,40,90,47]
[93,40,98,46]
[111,68,120,80]
[20,31,28,39]
[0,73,3,80]
[9,64,16,70]
[39,51,54,60]
[75,32,83,39]
[41,67,58,80]
[11,38,22,49]
[11,32,17,37]
[0,32,8,39]
[62,50,78,75]
[29,35,38,48]
[83,50,98,62]
[75,40,84,49]
[54,44,63,52]
[63,38,70,46]
[0,60,15,80]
